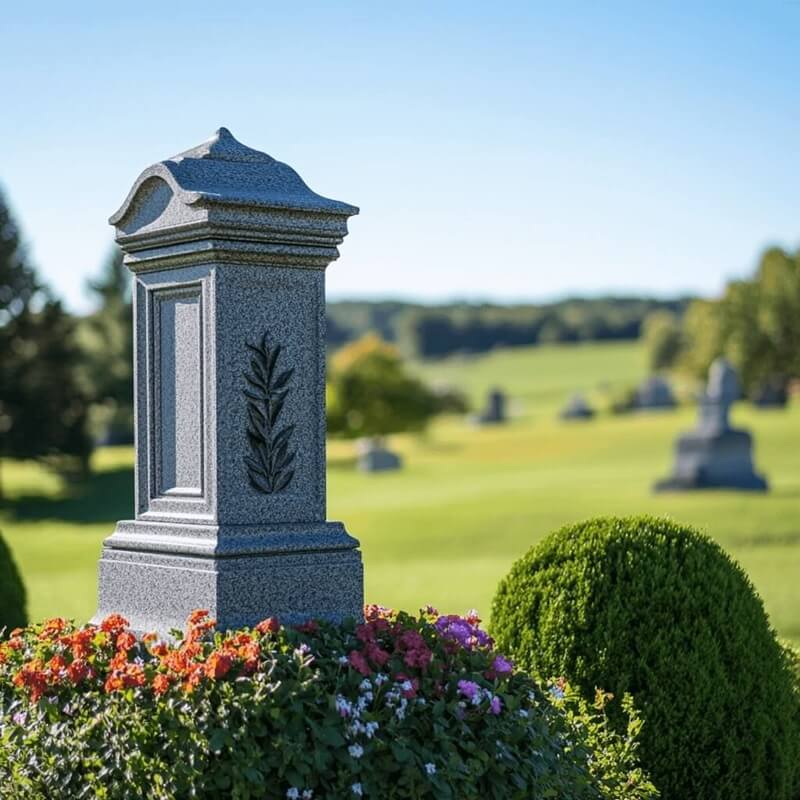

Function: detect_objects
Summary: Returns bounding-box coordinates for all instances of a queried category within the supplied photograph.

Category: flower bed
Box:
[0,606,656,799]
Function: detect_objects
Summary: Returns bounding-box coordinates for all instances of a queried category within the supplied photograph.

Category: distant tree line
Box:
[327,297,691,359]
[643,246,800,397]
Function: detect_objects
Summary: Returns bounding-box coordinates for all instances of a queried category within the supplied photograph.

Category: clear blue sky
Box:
[2,1,798,313]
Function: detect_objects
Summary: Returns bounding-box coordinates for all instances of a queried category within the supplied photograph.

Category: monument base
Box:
[654,428,768,492]
[93,521,364,635]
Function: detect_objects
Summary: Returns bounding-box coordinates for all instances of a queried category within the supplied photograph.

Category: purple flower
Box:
[489,696,502,715]
[492,655,513,675]
[457,679,479,700]
[12,711,26,725]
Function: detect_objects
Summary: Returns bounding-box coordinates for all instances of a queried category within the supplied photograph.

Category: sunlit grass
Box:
[2,341,798,643]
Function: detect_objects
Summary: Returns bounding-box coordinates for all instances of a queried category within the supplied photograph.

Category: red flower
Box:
[255,617,280,635]
[188,609,210,625]
[348,650,371,676]
[295,620,319,635]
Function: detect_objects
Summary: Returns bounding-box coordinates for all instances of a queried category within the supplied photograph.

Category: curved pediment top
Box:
[109,127,358,231]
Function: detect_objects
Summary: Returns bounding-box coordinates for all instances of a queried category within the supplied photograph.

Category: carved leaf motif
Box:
[243,331,297,494]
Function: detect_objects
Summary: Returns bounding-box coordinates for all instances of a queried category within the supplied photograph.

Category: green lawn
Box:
[1,341,798,643]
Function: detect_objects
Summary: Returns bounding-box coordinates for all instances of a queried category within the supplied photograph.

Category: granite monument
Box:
[93,128,364,634]
[655,358,767,491]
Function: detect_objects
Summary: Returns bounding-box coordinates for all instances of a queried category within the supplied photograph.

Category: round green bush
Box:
[0,532,26,634]
[491,515,800,800]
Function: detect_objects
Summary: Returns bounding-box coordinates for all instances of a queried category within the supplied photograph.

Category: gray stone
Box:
[634,375,676,410]
[752,379,788,408]
[655,358,767,492]
[559,392,595,420]
[357,439,402,473]
[93,128,364,634]
[474,388,507,425]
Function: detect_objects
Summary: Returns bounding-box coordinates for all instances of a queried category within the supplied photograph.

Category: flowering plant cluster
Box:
[0,606,655,799]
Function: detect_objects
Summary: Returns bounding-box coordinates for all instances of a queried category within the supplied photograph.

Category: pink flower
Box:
[348,650,371,676]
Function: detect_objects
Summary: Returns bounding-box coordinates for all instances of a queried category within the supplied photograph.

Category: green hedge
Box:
[0,607,656,799]
[491,516,800,800]
[0,532,26,634]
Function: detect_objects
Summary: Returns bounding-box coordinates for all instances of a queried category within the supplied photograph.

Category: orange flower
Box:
[150,641,169,658]
[70,628,96,660]
[188,609,211,626]
[100,614,129,636]
[9,628,24,638]
[255,617,280,635]
[47,654,66,674]
[38,617,68,641]
[67,659,92,684]
[6,637,23,651]
[13,660,48,702]
[239,641,261,673]
[152,673,171,695]
[116,631,137,652]
[205,650,234,679]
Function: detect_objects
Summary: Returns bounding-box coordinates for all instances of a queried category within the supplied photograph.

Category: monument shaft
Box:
[94,129,364,633]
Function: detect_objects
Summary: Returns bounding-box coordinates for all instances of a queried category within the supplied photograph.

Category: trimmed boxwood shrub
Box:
[0,532,26,634]
[491,515,800,800]
[0,606,656,799]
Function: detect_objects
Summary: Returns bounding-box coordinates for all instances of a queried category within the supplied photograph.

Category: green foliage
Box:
[77,246,134,444]
[328,334,439,438]
[0,187,92,492]
[676,247,800,394]
[326,297,690,358]
[0,532,26,633]
[0,609,655,799]
[491,515,800,800]
[641,310,682,371]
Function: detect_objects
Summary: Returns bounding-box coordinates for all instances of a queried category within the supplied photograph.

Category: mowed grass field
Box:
[1,341,798,642]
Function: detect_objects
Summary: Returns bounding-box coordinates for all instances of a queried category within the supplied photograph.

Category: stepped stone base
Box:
[93,520,363,635]
[654,428,768,492]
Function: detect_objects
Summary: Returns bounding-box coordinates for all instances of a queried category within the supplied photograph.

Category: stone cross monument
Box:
[655,357,767,492]
[93,128,364,634]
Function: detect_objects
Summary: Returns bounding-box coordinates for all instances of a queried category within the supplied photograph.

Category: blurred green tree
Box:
[77,246,134,443]
[327,333,439,439]
[0,187,92,496]
[674,247,799,395]
[641,310,683,371]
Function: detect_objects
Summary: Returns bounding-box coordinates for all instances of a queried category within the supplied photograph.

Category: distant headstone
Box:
[655,358,767,491]
[752,379,788,409]
[94,128,364,634]
[634,375,676,410]
[560,393,595,421]
[475,388,507,425]
[357,439,402,473]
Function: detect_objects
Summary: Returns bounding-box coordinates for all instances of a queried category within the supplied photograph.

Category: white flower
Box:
[365,721,379,738]
[374,673,388,685]
[338,655,350,665]
[348,744,364,759]
[518,709,529,719]
[424,762,436,775]
[286,790,300,800]
[400,680,413,692]
[302,792,313,800]
[351,784,363,797]
[359,678,372,691]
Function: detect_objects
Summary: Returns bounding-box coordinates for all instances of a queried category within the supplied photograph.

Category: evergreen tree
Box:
[78,246,134,443]
[0,186,92,496]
